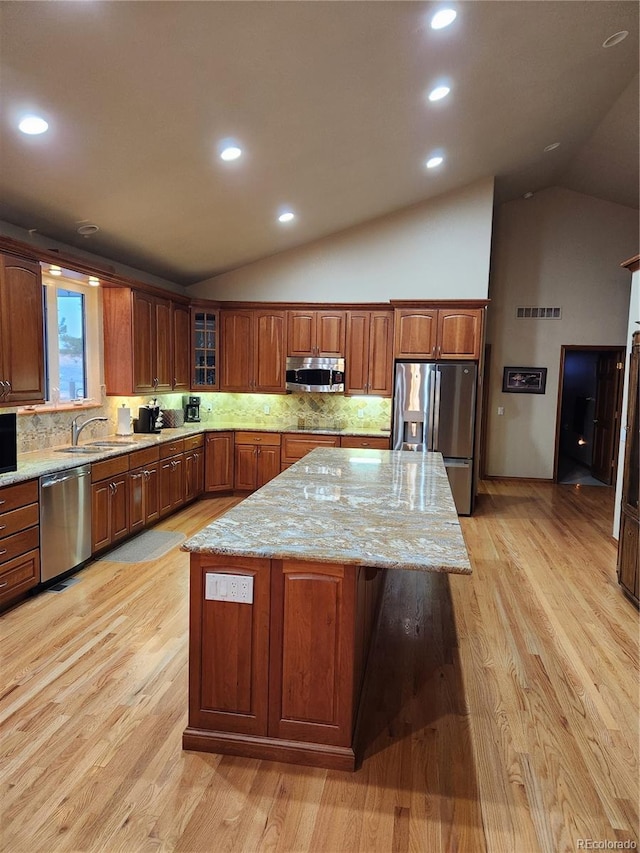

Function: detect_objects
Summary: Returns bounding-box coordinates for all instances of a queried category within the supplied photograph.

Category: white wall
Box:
[188,178,494,302]
[614,264,640,537]
[486,187,639,479]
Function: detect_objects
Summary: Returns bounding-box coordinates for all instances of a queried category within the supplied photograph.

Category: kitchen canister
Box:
[162,409,185,428]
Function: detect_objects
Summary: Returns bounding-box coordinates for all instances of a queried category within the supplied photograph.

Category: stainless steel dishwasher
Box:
[39,464,92,583]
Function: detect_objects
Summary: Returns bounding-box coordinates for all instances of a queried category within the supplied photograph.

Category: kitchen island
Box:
[182,447,471,770]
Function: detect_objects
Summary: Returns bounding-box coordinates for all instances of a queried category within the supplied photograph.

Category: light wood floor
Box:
[0,481,637,853]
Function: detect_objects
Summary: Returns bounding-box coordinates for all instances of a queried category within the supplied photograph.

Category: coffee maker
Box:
[183,395,201,423]
[134,405,162,433]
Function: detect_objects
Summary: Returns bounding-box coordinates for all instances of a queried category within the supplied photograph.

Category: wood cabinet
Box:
[339,435,390,450]
[394,307,483,360]
[287,310,346,357]
[281,433,340,468]
[91,457,130,553]
[128,446,160,535]
[184,554,386,769]
[103,286,188,395]
[220,309,286,393]
[0,254,45,406]
[0,479,39,609]
[172,303,191,392]
[234,432,281,491]
[184,434,205,502]
[617,331,639,606]
[204,432,234,493]
[159,439,185,518]
[191,307,219,391]
[345,310,393,396]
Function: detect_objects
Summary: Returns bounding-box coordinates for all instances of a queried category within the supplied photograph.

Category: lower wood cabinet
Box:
[204,432,234,492]
[184,434,205,502]
[280,433,340,468]
[159,454,184,517]
[184,553,386,769]
[339,435,390,450]
[91,474,129,553]
[234,432,281,491]
[0,479,40,609]
[618,508,639,603]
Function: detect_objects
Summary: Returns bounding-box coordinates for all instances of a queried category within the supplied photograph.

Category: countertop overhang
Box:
[183,448,472,575]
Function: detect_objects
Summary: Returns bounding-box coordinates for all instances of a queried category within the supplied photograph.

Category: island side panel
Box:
[268,559,357,747]
[187,553,271,736]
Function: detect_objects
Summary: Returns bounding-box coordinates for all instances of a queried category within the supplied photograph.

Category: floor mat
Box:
[98,530,186,563]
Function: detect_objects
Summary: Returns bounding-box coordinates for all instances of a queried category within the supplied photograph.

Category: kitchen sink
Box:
[88,440,138,447]
[55,446,103,454]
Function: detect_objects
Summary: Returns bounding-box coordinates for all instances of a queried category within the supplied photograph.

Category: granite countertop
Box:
[0,423,390,488]
[183,448,471,575]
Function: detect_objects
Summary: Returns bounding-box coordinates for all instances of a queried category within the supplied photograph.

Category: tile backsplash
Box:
[14,392,391,453]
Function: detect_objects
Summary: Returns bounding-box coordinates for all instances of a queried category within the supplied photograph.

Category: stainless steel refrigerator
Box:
[392,362,477,515]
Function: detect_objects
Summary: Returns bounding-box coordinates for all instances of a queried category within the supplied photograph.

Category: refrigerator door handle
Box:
[433,368,441,450]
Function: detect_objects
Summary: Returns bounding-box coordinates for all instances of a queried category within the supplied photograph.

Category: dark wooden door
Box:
[257,447,281,488]
[204,432,234,492]
[368,310,393,396]
[91,481,112,552]
[220,310,253,391]
[235,445,258,491]
[154,298,172,392]
[110,476,129,543]
[129,470,145,534]
[592,351,624,484]
[132,291,155,393]
[144,464,160,525]
[254,310,286,392]
[345,311,369,395]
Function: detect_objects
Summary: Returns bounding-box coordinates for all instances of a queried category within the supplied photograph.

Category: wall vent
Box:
[515,306,562,319]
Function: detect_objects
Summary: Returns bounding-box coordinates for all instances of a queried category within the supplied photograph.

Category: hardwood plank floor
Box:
[0,482,637,852]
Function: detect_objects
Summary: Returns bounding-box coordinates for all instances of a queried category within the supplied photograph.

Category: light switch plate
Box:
[205,572,254,604]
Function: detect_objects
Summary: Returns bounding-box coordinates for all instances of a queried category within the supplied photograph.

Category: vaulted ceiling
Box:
[1,1,638,286]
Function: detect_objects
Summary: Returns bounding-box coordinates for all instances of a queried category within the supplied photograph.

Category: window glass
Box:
[55,288,87,401]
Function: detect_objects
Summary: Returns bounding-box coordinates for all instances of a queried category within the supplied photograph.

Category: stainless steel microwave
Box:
[285,356,345,393]
[0,412,17,474]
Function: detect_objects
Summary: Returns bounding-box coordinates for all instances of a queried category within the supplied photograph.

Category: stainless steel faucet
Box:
[71,415,108,446]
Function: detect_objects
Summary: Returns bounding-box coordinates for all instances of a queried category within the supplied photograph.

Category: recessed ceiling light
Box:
[278,211,295,223]
[603,30,628,48]
[426,155,444,169]
[88,276,100,287]
[18,115,49,135]
[220,145,242,161]
[49,265,62,276]
[431,9,457,30]
[428,85,451,102]
[544,142,560,152]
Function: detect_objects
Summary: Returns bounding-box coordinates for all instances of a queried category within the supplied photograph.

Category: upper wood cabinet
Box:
[220,309,286,393]
[191,307,219,391]
[0,253,45,406]
[345,310,393,396]
[103,287,187,395]
[172,303,190,392]
[287,310,346,357]
[394,307,483,360]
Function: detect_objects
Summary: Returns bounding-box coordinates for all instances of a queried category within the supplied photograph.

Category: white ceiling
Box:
[0,1,638,287]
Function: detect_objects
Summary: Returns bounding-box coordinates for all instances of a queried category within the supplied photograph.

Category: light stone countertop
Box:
[0,423,390,488]
[183,448,472,575]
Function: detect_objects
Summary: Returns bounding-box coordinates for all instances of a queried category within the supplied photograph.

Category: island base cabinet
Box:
[184,554,386,770]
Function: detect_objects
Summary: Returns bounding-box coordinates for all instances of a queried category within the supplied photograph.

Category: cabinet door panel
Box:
[189,555,271,736]
[184,452,197,503]
[154,298,172,391]
[287,311,315,357]
[269,560,356,746]
[110,476,129,543]
[235,445,257,491]
[257,447,281,488]
[91,481,111,552]
[368,311,393,396]
[0,255,45,405]
[437,309,482,359]
[205,433,234,492]
[316,311,345,356]
[220,311,253,390]
[394,310,437,359]
[172,304,190,391]
[129,470,145,534]
[254,311,286,392]
[132,292,155,393]
[618,511,639,600]
[345,312,369,395]
[144,465,160,525]
[159,459,174,517]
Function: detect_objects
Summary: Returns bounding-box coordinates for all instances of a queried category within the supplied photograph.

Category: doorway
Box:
[554,346,625,485]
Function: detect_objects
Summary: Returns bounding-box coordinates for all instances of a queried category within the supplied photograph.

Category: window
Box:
[42,271,101,405]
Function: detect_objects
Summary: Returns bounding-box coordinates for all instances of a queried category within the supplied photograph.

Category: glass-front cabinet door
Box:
[191,307,219,390]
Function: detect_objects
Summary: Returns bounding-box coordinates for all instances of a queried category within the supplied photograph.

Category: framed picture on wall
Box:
[502,366,547,394]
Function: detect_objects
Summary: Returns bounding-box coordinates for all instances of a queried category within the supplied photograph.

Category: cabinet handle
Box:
[0,549,7,556]
[113,482,118,494]
[0,581,8,589]
[255,437,262,442]
[4,380,10,395]
[0,500,5,506]
[362,442,370,447]
[0,524,6,531]
[0,380,6,398]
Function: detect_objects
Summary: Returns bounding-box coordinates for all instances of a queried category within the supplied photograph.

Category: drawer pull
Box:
[0,525,5,531]
[0,500,5,506]
[0,581,7,589]
[0,549,7,556]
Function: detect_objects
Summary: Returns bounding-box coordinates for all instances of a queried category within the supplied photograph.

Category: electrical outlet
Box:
[239,576,254,603]
[497,406,505,416]
[263,404,270,414]
[357,409,364,419]
[205,573,253,604]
